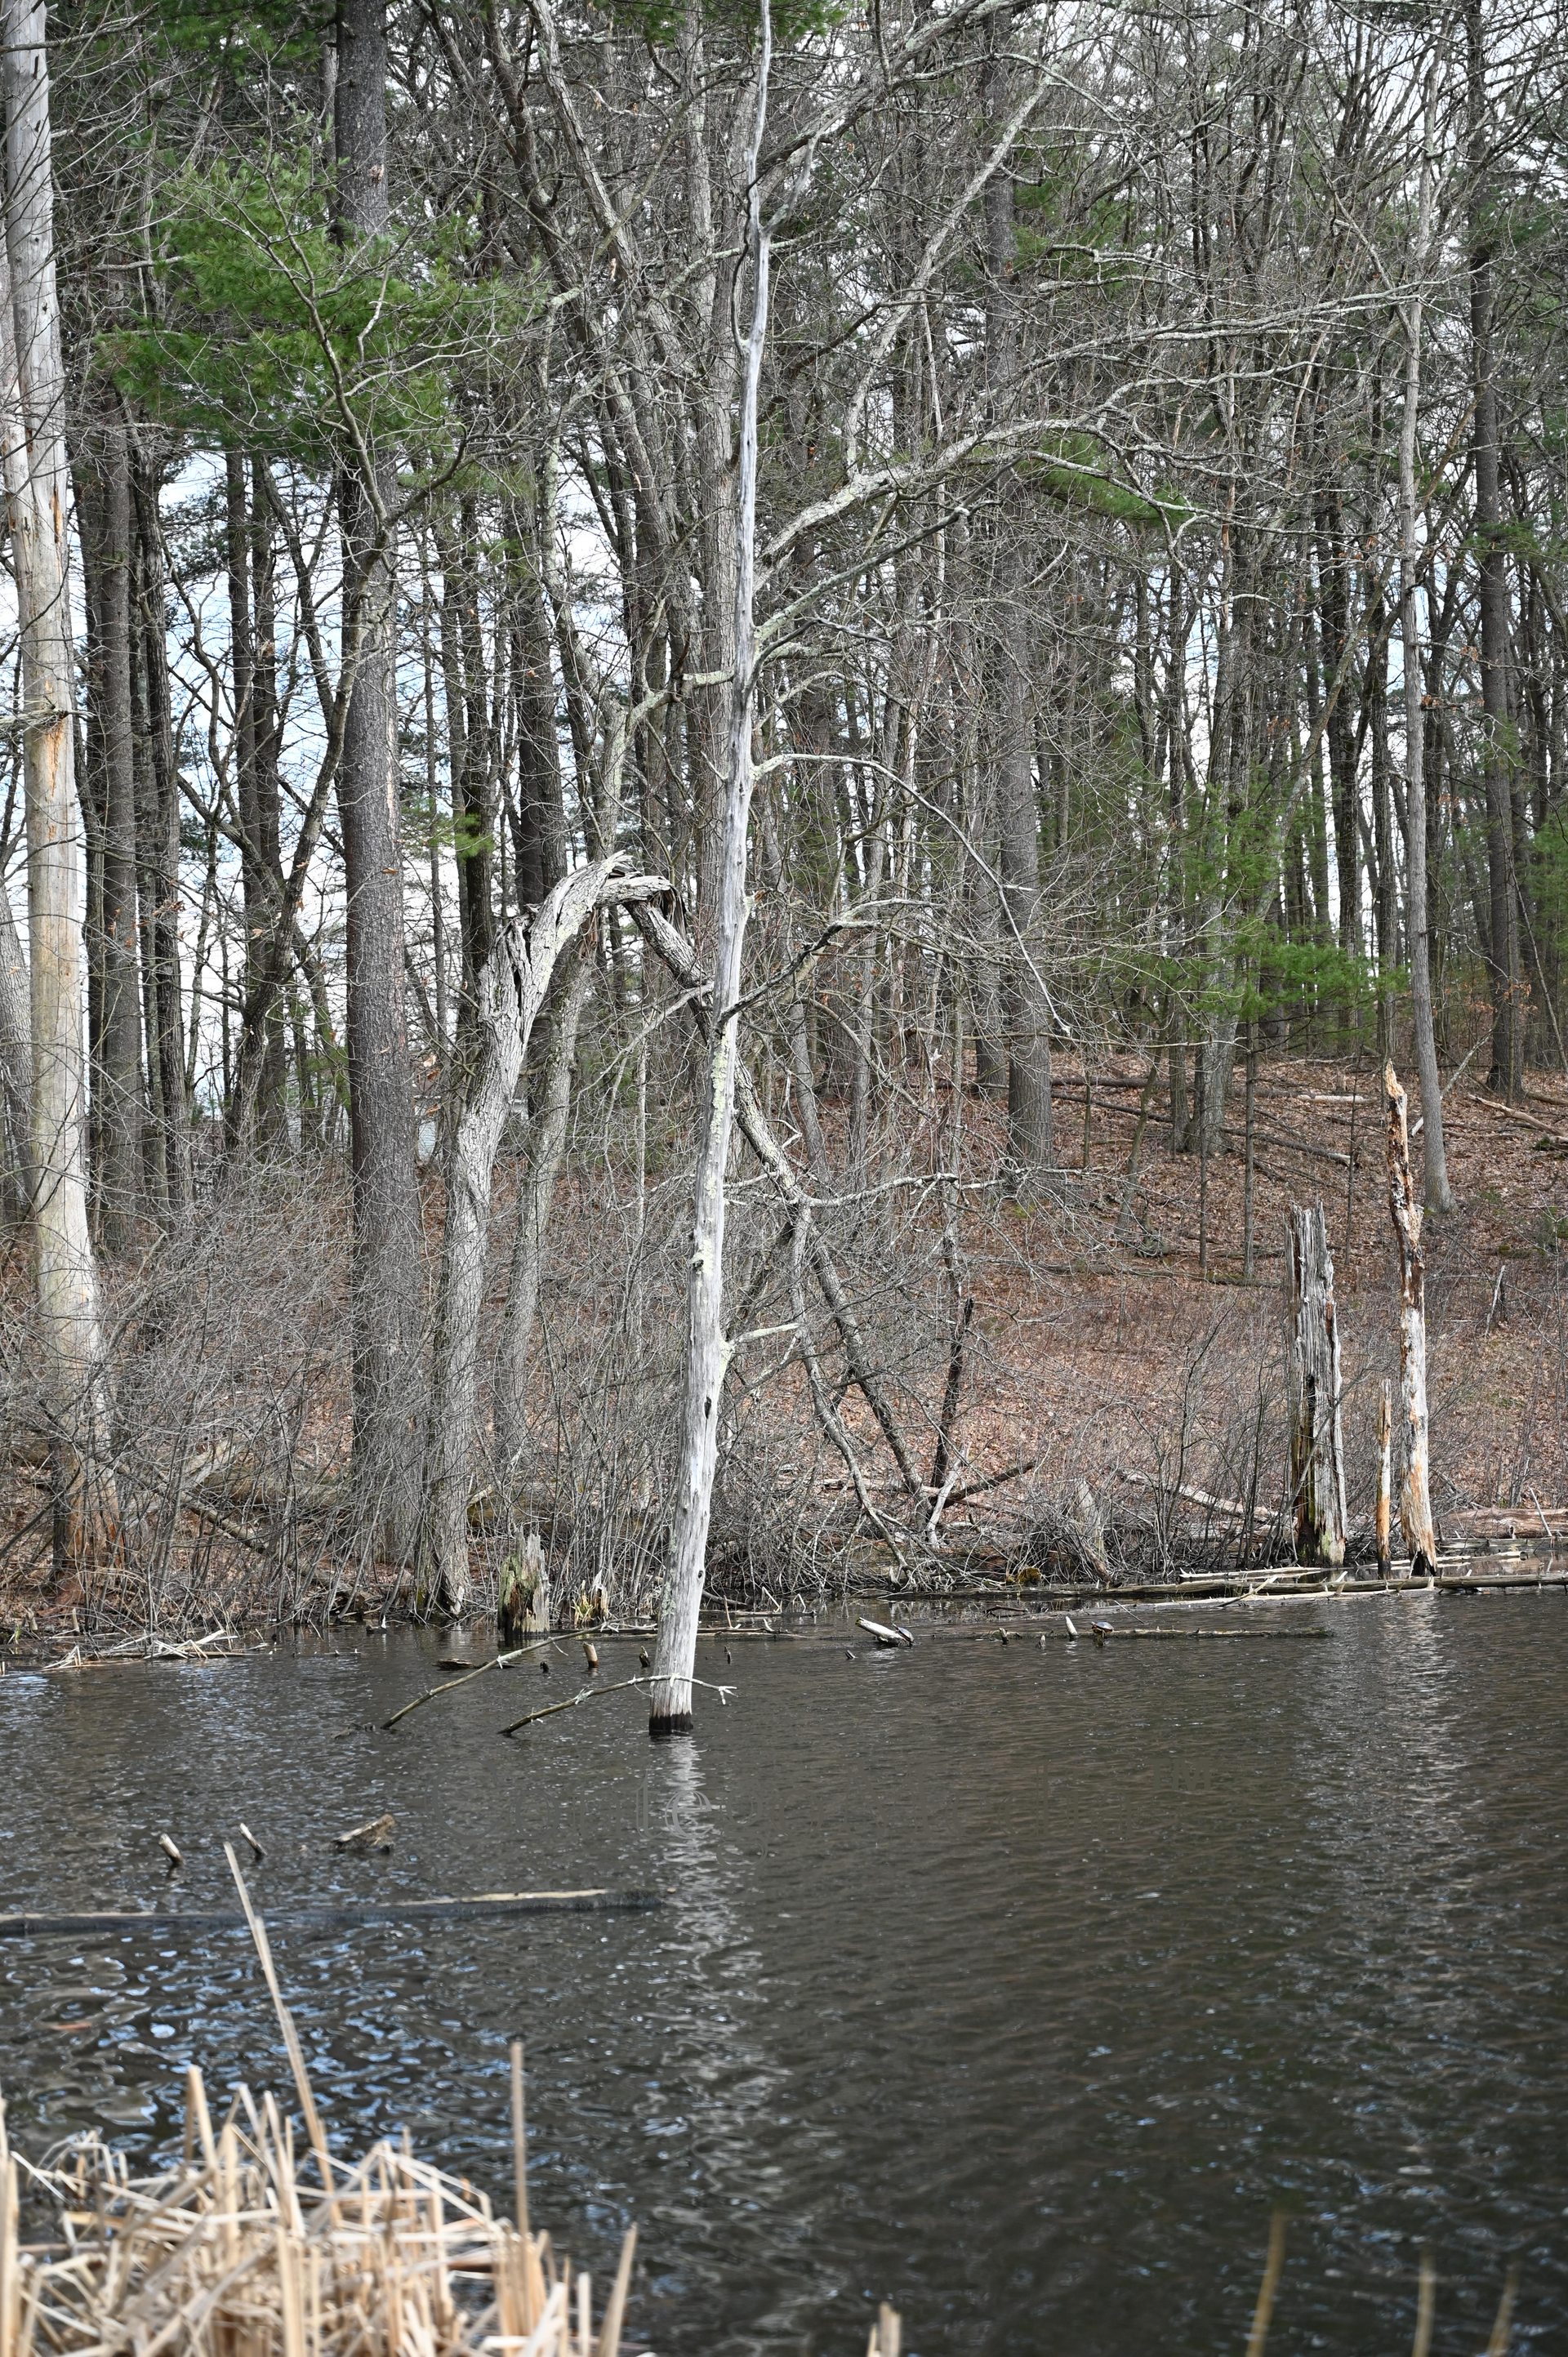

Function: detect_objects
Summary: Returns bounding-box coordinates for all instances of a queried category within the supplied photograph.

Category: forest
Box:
[2,0,1566,1725]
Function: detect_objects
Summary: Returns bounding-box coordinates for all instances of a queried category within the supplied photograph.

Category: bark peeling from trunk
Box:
[647,7,773,1737]
[1285,1202,1348,1566]
[1384,1063,1439,1575]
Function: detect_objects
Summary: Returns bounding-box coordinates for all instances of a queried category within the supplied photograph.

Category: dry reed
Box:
[0,1842,908,2357]
[0,2061,637,2357]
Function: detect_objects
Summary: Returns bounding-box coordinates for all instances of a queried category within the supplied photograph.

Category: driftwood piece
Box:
[1385,1064,1439,1575]
[855,1616,914,1647]
[1285,1205,1348,1566]
[335,1813,394,1850]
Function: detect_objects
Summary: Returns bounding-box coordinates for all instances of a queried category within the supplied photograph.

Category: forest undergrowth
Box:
[2,1047,1565,1652]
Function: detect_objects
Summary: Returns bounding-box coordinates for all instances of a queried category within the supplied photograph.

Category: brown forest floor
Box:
[1,1046,1564,1645]
[920,1053,1568,1558]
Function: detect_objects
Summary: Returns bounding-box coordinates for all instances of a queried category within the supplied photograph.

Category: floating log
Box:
[855,1616,913,1647]
[158,1833,183,1868]
[0,1890,663,1939]
[335,1812,395,1849]
[1036,1625,1332,1642]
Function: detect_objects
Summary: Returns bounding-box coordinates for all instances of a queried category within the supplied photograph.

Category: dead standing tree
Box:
[1384,1063,1438,1575]
[417,857,667,1615]
[1285,1204,1347,1566]
[646,0,773,1737]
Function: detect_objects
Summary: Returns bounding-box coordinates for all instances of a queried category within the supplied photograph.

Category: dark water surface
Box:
[2,1596,1565,2354]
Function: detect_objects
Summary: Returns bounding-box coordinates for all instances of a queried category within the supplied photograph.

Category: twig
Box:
[498,1674,734,1736]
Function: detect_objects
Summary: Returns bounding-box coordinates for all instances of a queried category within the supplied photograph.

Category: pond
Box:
[1,1595,1563,2354]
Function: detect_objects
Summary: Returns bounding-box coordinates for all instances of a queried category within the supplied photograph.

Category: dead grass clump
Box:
[0,2072,636,2357]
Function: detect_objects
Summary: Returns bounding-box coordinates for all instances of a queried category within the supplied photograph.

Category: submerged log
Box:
[1285,1205,1348,1566]
[0,1890,662,1938]
[1385,1064,1439,1575]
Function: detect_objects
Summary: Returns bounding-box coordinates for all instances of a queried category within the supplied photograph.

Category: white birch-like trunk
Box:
[1400,87,1453,1214]
[418,857,660,1611]
[1384,1063,1439,1575]
[0,0,113,1533]
[0,879,34,1215]
[492,948,595,1482]
[648,7,772,1735]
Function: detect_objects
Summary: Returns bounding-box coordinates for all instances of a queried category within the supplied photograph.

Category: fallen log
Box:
[1036,1625,1331,1641]
[1117,1467,1276,1527]
[0,1890,665,1937]
[1472,1095,1568,1151]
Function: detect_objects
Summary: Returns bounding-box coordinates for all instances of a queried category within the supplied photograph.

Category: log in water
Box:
[0,1889,663,1937]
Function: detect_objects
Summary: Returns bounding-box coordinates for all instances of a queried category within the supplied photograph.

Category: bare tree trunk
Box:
[1384,1063,1438,1575]
[0,873,33,1216]
[0,0,114,1539]
[1374,1379,1392,1576]
[128,537,167,1223]
[630,897,929,1520]
[649,15,771,1734]
[1285,1203,1347,1566]
[983,11,1052,1182]
[1468,0,1521,1101]
[250,456,289,1135]
[1399,99,1454,1213]
[760,798,830,1186]
[224,443,262,1143]
[78,420,142,1247]
[491,945,595,1480]
[336,0,425,1553]
[131,443,192,1223]
[418,856,657,1611]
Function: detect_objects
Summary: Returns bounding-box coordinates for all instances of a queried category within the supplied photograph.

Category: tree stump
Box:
[1384,1064,1439,1575]
[1285,1204,1348,1566]
[498,1532,550,1640]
